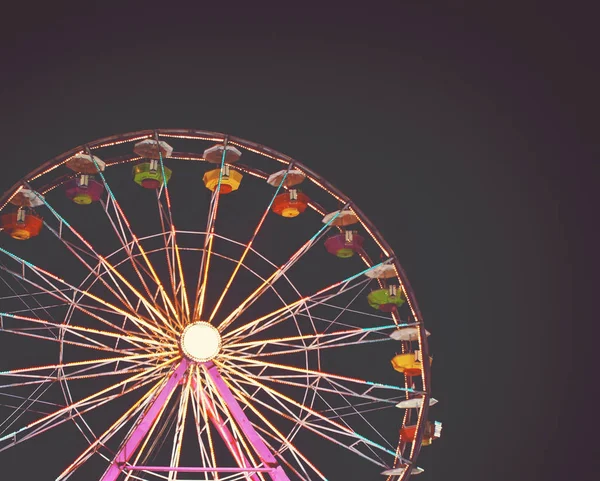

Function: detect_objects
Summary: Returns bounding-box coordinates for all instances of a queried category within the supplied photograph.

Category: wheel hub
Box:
[180,321,222,362]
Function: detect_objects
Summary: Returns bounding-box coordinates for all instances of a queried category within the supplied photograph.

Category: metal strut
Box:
[98,359,290,481]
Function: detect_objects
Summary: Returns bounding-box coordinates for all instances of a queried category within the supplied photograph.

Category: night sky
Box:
[0,4,594,481]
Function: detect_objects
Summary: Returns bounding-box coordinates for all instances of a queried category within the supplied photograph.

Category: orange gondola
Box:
[400,420,442,446]
[272,190,309,218]
[1,208,43,240]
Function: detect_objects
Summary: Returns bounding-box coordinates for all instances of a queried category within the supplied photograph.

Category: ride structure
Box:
[0,129,440,480]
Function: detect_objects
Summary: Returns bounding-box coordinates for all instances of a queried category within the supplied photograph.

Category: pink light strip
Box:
[203,361,291,481]
[190,375,262,481]
[99,359,189,481]
[124,466,274,473]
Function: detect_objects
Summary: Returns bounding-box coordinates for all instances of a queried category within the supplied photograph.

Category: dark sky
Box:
[0,3,595,481]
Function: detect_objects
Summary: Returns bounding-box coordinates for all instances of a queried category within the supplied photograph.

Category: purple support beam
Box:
[100,359,189,481]
[191,377,262,481]
[203,361,291,481]
[124,466,274,473]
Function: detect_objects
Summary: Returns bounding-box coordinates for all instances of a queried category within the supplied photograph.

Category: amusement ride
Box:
[0,129,441,480]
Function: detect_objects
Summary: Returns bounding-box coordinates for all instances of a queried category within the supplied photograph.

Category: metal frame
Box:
[0,129,432,481]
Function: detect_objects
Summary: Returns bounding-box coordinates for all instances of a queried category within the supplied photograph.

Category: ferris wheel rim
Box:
[0,128,433,479]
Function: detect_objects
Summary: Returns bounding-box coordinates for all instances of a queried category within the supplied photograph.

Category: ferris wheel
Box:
[0,129,441,481]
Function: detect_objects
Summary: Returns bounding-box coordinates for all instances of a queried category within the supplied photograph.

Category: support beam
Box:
[203,361,291,481]
[191,377,262,481]
[124,466,274,473]
[99,359,189,481]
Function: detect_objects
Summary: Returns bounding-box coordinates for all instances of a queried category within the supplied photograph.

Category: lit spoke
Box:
[168,369,191,481]
[222,260,386,342]
[218,356,417,395]
[211,372,328,481]
[0,360,170,452]
[219,362,394,464]
[223,323,398,359]
[0,311,168,351]
[0,352,173,382]
[208,164,292,323]
[30,189,175,327]
[0,248,174,343]
[193,137,229,320]
[57,375,168,481]
[217,203,351,333]
[80,155,181,326]
[194,366,265,481]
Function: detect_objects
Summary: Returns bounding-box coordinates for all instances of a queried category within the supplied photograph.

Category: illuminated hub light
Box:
[180,321,222,362]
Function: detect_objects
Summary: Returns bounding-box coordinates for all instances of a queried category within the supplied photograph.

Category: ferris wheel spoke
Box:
[194,365,269,481]
[223,328,392,360]
[224,323,397,360]
[97,359,189,481]
[171,235,191,325]
[28,189,168,322]
[219,363,394,466]
[201,361,292,481]
[0,351,174,384]
[217,203,351,334]
[0,249,174,343]
[250,426,314,481]
[235,381,390,471]
[0,327,132,354]
[193,137,230,321]
[101,197,178,325]
[155,203,188,329]
[77,159,181,326]
[0,271,160,351]
[153,140,190,327]
[233,279,372,342]
[0,377,58,435]
[40,217,144,319]
[214,373,329,481]
[0,390,62,414]
[57,372,169,481]
[0,271,69,329]
[0,264,163,346]
[193,366,267,481]
[123,387,177,481]
[191,371,221,477]
[0,360,169,453]
[155,201,179,319]
[166,369,191,481]
[219,356,418,396]
[188,371,216,476]
[224,371,404,421]
[207,163,293,324]
[222,260,387,342]
[0,311,169,351]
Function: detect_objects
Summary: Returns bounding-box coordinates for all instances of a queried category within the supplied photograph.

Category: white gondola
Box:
[65,153,106,173]
[321,209,358,226]
[133,139,174,159]
[389,326,431,342]
[266,168,305,187]
[203,144,242,163]
[395,397,438,409]
[9,188,44,208]
[365,263,396,279]
[381,466,424,476]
